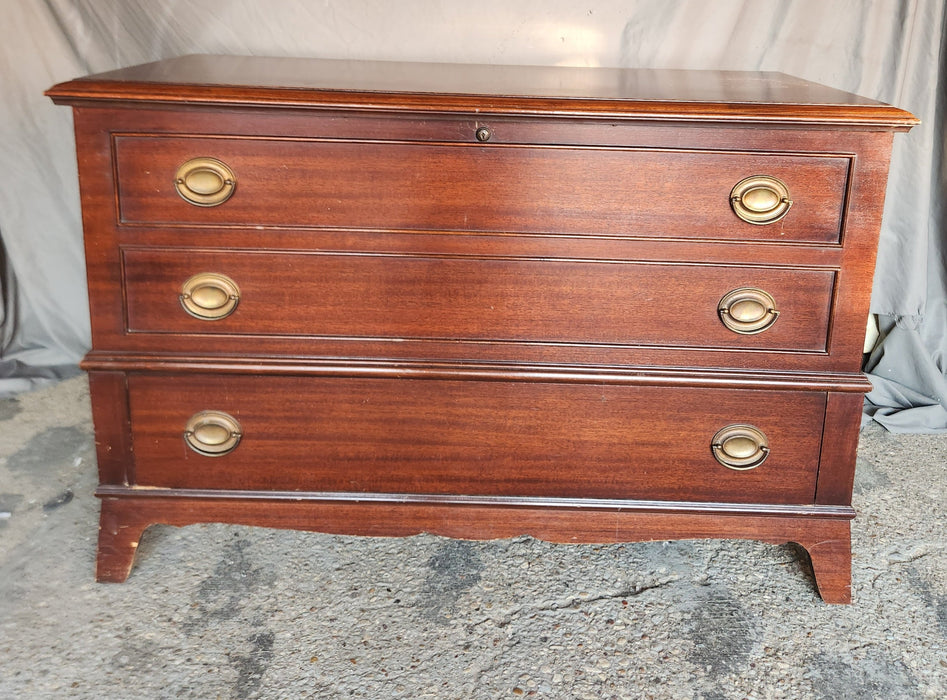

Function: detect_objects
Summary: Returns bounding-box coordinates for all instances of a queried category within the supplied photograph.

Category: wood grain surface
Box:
[114,134,850,243]
[122,248,836,353]
[47,56,916,600]
[125,373,826,504]
[47,54,917,130]
[94,493,853,602]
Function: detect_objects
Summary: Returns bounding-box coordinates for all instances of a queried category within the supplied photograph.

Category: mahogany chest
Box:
[47,56,916,602]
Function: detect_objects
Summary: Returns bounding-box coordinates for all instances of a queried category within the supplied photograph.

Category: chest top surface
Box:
[47,54,916,128]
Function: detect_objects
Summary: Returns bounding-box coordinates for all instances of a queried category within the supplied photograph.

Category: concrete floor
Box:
[0,375,945,699]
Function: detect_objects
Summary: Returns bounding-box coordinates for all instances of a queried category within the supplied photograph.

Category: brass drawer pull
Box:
[711,424,770,470]
[180,272,240,320]
[730,175,792,224]
[475,126,492,142]
[718,287,779,334]
[174,157,236,207]
[184,411,243,457]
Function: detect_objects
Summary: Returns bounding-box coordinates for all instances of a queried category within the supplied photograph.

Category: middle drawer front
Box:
[127,374,826,504]
[122,249,835,353]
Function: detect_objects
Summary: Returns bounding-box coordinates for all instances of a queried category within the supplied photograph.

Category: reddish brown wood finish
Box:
[68,105,898,373]
[49,56,916,602]
[122,248,836,354]
[82,354,873,393]
[86,371,133,486]
[46,55,917,129]
[815,392,867,504]
[95,494,853,603]
[114,134,850,243]
[126,373,826,503]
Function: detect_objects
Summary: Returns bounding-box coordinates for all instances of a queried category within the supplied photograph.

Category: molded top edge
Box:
[46,54,919,128]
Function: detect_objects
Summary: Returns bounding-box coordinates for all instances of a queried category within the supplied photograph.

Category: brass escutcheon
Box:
[730,175,792,224]
[711,424,770,470]
[174,157,236,207]
[180,272,241,320]
[718,287,779,335]
[184,410,243,457]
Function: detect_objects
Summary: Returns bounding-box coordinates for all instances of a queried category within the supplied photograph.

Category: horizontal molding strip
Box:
[81,352,873,392]
[96,486,856,519]
[48,89,918,129]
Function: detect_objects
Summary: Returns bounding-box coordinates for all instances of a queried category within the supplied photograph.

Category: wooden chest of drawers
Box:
[48,55,916,602]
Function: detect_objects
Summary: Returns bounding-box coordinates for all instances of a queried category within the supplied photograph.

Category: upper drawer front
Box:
[114,135,849,243]
[122,248,834,353]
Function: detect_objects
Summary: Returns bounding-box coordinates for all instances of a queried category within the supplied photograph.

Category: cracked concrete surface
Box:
[0,375,945,698]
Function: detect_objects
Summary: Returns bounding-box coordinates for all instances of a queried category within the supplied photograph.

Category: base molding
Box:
[95,493,853,603]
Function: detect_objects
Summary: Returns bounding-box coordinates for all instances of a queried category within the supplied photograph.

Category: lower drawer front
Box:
[127,374,826,504]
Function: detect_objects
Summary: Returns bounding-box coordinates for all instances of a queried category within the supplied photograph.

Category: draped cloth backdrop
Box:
[1,0,945,431]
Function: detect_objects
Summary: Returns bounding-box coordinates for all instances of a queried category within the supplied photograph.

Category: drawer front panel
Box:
[114,136,849,243]
[127,374,826,504]
[122,249,835,353]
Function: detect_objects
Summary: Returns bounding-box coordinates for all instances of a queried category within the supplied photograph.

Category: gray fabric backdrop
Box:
[2,0,944,431]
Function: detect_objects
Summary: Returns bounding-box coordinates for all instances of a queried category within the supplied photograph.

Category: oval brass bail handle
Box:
[174,157,236,207]
[730,175,792,225]
[184,411,243,457]
[180,272,241,320]
[718,287,779,335]
[711,424,770,471]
